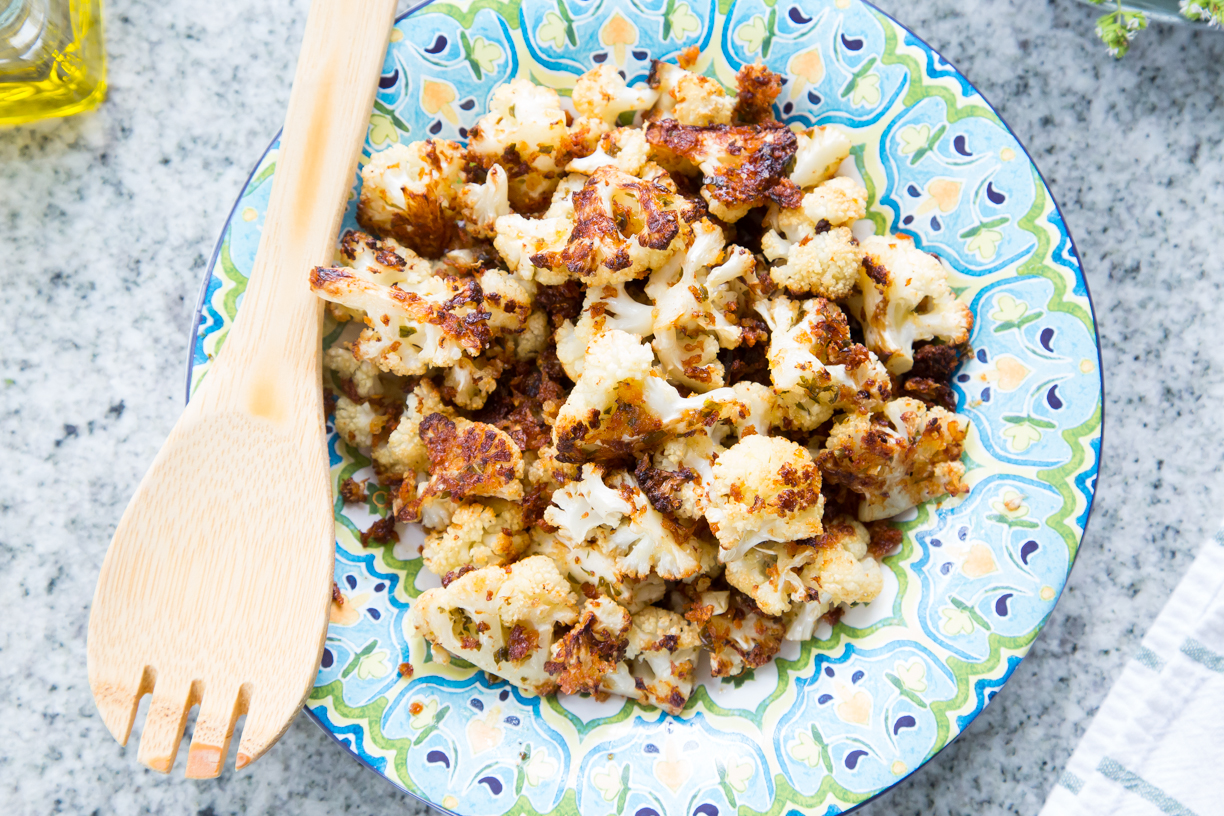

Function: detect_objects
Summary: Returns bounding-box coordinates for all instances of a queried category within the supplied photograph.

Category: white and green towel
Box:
[1041,529,1224,816]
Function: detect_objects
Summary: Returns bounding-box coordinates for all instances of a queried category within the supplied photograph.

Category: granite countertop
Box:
[2,0,1221,813]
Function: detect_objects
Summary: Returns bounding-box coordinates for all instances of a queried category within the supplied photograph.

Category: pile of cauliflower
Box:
[310,57,974,714]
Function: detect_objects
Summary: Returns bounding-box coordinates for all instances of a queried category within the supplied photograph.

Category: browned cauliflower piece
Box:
[846,234,974,375]
[421,500,531,578]
[818,396,970,521]
[357,140,466,258]
[601,606,701,714]
[756,296,892,430]
[545,595,633,695]
[412,556,580,695]
[467,79,572,212]
[703,590,785,678]
[647,61,734,127]
[398,413,525,522]
[645,118,801,221]
[705,435,825,562]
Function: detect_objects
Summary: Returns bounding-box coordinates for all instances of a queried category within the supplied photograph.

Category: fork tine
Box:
[136,675,200,773]
[91,665,155,746]
[234,689,298,770]
[184,682,248,779]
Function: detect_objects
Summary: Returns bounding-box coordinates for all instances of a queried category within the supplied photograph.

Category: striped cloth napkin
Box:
[1040,527,1224,816]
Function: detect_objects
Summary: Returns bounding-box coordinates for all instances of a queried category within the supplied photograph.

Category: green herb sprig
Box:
[1090,0,1223,57]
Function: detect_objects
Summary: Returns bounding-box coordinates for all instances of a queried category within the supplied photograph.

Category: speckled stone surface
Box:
[1,1,1221,813]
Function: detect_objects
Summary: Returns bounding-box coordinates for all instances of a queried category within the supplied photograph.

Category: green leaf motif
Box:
[735,15,769,56]
[537,10,570,49]
[341,639,379,679]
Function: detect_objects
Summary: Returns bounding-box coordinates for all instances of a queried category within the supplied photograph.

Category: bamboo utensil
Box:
[87,0,398,778]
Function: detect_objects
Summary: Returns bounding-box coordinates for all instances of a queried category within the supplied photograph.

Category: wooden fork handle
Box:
[196,0,398,422]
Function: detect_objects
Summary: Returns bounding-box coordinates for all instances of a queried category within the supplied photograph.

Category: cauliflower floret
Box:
[705,435,825,562]
[373,380,455,480]
[760,203,863,300]
[458,164,510,239]
[567,127,650,176]
[555,281,656,380]
[524,165,701,289]
[502,309,550,361]
[757,296,891,430]
[441,355,505,410]
[467,79,571,211]
[324,343,384,399]
[544,173,589,219]
[399,413,525,522]
[551,330,744,461]
[412,556,580,695]
[790,125,852,190]
[702,590,785,678]
[799,175,868,227]
[645,118,799,222]
[846,234,974,375]
[357,140,466,258]
[726,516,883,618]
[545,595,633,695]
[601,606,701,713]
[309,266,491,377]
[478,267,535,335]
[647,61,734,127]
[335,229,434,286]
[544,465,717,581]
[646,219,756,391]
[572,65,660,126]
[333,395,392,450]
[422,500,530,577]
[780,517,883,640]
[530,529,667,613]
[493,212,575,285]
[819,397,970,521]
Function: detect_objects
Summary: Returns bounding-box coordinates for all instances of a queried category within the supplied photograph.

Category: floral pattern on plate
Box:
[186,1,1102,813]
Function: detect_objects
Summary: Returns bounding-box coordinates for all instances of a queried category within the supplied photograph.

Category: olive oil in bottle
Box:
[0,0,105,125]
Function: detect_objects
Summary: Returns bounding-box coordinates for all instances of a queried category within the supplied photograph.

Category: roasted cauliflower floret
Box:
[551,329,743,462]
[422,500,531,578]
[760,184,865,300]
[545,595,633,695]
[357,140,466,258]
[645,118,800,221]
[573,64,660,126]
[601,606,701,713]
[467,79,571,211]
[567,127,650,176]
[726,516,883,619]
[309,266,491,377]
[412,556,580,695]
[544,464,717,581]
[705,435,825,562]
[647,61,735,127]
[790,125,852,190]
[757,296,891,430]
[324,343,385,399]
[458,164,510,239]
[555,281,656,381]
[399,413,525,522]
[373,380,455,480]
[333,395,393,450]
[702,590,785,678]
[647,219,756,391]
[525,165,701,289]
[441,356,504,410]
[846,234,974,375]
[530,529,667,613]
[819,397,970,521]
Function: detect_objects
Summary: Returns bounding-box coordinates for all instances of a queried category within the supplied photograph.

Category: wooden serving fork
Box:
[88,0,397,778]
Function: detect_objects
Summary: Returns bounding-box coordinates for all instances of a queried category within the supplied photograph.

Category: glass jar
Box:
[0,0,105,125]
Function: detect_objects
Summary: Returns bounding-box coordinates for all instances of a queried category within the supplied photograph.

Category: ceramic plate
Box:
[186,1,1103,813]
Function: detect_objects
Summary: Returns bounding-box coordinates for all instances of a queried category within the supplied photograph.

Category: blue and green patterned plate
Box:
[186,1,1102,813]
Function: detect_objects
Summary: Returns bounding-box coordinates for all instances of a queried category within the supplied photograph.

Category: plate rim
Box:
[182,1,1106,811]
